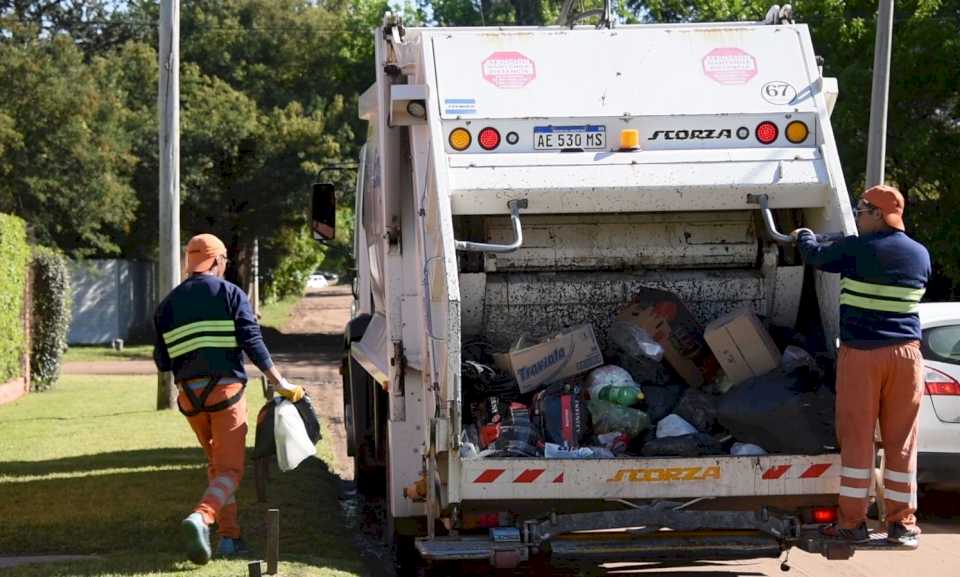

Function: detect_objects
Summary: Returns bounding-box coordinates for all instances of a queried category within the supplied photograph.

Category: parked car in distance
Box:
[306,271,339,289]
[918,302,960,490]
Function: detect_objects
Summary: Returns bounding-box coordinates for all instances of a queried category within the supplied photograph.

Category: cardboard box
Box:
[615,288,719,388]
[495,324,603,393]
[704,308,782,385]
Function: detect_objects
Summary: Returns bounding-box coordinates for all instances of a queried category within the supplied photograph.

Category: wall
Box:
[68,260,157,345]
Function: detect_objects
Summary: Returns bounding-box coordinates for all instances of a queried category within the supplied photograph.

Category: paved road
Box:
[66,286,960,576]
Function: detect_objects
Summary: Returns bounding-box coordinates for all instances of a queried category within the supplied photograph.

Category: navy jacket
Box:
[153,274,273,383]
[797,230,931,349]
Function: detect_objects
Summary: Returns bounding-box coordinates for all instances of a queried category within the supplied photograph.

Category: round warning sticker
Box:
[702,47,758,85]
[482,51,537,89]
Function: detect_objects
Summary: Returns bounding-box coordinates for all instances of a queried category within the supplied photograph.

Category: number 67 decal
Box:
[761,81,798,105]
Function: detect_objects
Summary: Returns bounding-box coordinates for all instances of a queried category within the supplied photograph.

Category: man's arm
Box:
[153,306,172,372]
[793,229,854,274]
[232,287,275,375]
[232,286,304,401]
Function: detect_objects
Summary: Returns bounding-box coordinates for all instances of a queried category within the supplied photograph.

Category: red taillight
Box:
[812,507,838,524]
[756,121,779,145]
[925,367,960,396]
[478,127,501,150]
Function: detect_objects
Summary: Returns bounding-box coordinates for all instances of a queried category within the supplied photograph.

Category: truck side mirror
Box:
[311,183,336,242]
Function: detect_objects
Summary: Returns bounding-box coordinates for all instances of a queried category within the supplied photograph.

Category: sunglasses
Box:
[853,204,875,216]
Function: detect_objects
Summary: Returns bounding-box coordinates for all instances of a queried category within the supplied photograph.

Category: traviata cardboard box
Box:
[704,308,782,385]
[615,288,720,388]
[495,324,603,393]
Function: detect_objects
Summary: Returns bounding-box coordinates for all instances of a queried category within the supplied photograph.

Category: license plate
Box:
[533,125,606,150]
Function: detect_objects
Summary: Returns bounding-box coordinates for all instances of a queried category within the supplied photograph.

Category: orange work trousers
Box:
[179,382,247,539]
[835,342,924,530]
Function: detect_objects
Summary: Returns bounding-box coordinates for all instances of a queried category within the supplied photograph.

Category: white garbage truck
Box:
[313,11,901,571]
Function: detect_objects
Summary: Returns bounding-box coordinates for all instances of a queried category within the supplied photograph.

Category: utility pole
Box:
[252,237,260,318]
[157,0,180,410]
[866,0,895,188]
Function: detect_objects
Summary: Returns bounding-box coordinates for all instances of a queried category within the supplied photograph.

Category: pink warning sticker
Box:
[702,47,758,85]
[482,51,537,89]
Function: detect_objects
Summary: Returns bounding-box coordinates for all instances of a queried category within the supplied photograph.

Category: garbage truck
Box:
[313,10,903,571]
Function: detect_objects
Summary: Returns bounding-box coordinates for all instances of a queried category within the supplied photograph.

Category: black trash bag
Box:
[253,395,322,460]
[533,382,589,448]
[642,383,683,423]
[641,433,723,457]
[461,338,522,403]
[674,389,717,433]
[717,368,836,454]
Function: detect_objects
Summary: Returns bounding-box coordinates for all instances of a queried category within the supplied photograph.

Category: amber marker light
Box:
[620,129,640,151]
[449,128,471,151]
[785,120,809,144]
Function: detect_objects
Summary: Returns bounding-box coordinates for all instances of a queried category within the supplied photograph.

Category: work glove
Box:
[790,227,814,241]
[274,378,305,403]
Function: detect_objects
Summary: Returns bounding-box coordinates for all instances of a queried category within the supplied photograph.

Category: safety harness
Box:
[177,376,246,417]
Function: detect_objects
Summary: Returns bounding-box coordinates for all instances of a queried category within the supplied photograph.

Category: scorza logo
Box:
[648,127,750,141]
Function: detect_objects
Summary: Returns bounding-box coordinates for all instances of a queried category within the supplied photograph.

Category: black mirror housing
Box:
[311,183,336,242]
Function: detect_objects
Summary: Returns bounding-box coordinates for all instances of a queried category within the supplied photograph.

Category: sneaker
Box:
[887,522,920,548]
[819,522,870,543]
[217,536,251,557]
[181,512,212,565]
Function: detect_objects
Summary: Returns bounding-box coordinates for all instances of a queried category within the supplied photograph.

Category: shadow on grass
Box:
[0,448,365,577]
[0,448,207,479]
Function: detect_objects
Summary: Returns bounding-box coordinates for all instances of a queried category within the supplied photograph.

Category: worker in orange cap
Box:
[792,185,931,548]
[153,233,305,564]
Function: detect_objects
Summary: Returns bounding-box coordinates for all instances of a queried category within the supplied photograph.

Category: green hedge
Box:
[30,247,72,391]
[0,214,29,384]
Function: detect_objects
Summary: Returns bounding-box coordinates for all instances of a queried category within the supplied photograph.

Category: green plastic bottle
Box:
[596,385,645,406]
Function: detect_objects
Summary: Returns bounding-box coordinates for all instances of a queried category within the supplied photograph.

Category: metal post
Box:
[157,0,181,410]
[252,236,260,317]
[866,0,895,188]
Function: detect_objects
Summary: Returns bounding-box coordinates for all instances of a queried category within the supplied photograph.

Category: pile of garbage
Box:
[460,287,837,460]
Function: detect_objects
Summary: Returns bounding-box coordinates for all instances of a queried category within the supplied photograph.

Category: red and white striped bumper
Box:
[460,454,841,501]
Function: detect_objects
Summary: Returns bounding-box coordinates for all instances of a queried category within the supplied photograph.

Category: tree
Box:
[0,35,138,257]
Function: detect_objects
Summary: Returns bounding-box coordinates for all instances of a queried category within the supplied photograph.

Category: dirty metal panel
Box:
[459,273,486,338]
[459,454,840,501]
[481,212,757,271]
[476,271,765,349]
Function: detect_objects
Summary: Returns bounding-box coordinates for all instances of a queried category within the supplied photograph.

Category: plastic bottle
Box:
[596,384,645,406]
[587,400,651,437]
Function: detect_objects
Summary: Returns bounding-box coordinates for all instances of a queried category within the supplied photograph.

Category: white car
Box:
[918,302,960,489]
[306,273,329,289]
[306,271,339,289]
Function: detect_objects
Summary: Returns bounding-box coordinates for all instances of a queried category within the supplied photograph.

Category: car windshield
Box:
[923,324,960,365]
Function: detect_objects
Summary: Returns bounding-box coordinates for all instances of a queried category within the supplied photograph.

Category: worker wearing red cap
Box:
[153,233,305,564]
[792,185,931,548]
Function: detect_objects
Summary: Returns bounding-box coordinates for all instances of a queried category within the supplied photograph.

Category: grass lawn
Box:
[0,375,365,577]
[62,345,154,363]
[258,295,301,330]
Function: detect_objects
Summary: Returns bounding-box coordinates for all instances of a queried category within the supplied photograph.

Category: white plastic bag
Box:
[274,398,316,471]
[656,414,698,439]
[586,365,638,399]
[731,442,767,456]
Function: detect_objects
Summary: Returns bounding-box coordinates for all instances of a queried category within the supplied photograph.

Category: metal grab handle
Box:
[747,194,795,245]
[455,199,527,253]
